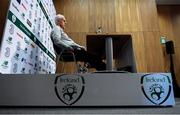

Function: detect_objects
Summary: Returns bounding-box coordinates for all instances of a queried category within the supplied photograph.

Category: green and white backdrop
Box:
[0,0,56,74]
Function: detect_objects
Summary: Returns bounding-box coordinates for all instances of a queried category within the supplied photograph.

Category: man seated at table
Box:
[51,14,106,71]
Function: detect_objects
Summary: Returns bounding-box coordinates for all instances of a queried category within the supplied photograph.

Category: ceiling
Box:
[156,0,180,5]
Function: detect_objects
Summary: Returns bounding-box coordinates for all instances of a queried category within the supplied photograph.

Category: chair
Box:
[53,44,79,73]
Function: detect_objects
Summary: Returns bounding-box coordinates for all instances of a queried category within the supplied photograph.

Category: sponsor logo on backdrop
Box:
[25,0,28,4]
[27,19,32,27]
[37,31,40,37]
[35,10,38,17]
[54,74,85,105]
[9,24,14,35]
[141,74,171,105]
[21,67,26,73]
[24,37,30,45]
[39,60,42,65]
[30,51,33,58]
[33,26,36,33]
[5,47,10,57]
[12,63,18,73]
[43,61,45,66]
[34,63,38,71]
[30,3,33,9]
[35,56,38,61]
[39,66,41,71]
[21,58,27,64]
[33,37,37,42]
[22,3,27,11]
[35,47,39,53]
[29,11,32,19]
[12,3,19,12]
[16,0,21,4]
[17,32,23,39]
[28,62,33,67]
[30,43,35,48]
[24,47,28,53]
[28,69,32,74]
[16,42,21,51]
[1,61,9,69]
[6,37,13,44]
[14,53,20,60]
[21,13,25,20]
[49,65,51,70]
[42,69,46,73]
[12,15,16,23]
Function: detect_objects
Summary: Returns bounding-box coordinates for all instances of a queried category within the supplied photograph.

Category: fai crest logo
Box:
[141,74,171,105]
[54,74,85,106]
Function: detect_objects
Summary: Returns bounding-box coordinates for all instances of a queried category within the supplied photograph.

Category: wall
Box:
[0,0,9,41]
[157,5,180,86]
[54,0,165,73]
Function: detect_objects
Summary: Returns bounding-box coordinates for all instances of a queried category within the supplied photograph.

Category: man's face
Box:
[59,18,66,29]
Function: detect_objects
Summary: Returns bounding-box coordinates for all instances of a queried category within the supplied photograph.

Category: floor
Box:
[0,98,180,114]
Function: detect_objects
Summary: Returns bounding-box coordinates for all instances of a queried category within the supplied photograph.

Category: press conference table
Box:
[86,34,131,70]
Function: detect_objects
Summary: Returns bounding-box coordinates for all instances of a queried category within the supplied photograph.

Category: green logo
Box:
[12,15,16,23]
[6,37,13,44]
[160,36,166,44]
[1,61,9,69]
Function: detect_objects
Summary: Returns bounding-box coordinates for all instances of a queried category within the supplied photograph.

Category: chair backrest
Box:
[52,40,76,62]
[50,34,67,55]
[51,33,77,62]
[50,33,79,73]
[52,43,62,55]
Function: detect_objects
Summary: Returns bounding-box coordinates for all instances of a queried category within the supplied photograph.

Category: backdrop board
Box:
[0,0,56,74]
[0,73,175,106]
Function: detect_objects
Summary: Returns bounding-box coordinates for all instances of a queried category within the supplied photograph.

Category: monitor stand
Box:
[105,37,113,70]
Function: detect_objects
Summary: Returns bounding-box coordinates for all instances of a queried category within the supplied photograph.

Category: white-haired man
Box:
[51,14,106,71]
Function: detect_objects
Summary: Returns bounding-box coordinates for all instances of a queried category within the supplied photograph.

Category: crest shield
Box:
[54,74,85,105]
[141,74,171,105]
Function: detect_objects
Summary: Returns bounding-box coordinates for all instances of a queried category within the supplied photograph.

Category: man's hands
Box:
[77,46,86,51]
[80,46,86,50]
[71,45,86,51]
[67,46,74,51]
[64,45,86,51]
